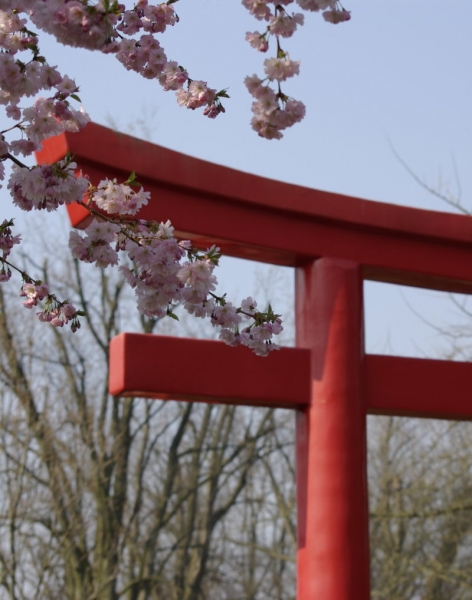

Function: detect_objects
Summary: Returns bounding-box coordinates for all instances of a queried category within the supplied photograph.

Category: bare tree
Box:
[366,154,472,599]
[369,416,472,600]
[14,207,472,600]
[0,226,297,600]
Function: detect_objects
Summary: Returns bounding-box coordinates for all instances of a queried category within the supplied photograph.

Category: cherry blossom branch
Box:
[243,0,350,139]
[0,1,353,354]
[0,223,83,330]
[4,153,28,169]
[0,255,27,282]
[72,180,284,355]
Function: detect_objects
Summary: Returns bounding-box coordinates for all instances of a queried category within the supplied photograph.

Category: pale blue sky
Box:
[4,1,472,358]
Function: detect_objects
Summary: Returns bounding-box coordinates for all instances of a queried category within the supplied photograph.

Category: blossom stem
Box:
[5,153,29,169]
[0,256,33,281]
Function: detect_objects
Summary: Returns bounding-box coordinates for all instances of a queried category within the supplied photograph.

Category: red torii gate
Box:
[37,123,472,600]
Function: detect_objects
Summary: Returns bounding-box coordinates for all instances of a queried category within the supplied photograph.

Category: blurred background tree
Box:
[0,226,296,600]
[2,217,472,600]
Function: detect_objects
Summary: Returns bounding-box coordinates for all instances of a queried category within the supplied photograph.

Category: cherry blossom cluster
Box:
[243,0,350,139]
[0,240,83,328]
[0,0,353,355]
[25,0,228,118]
[8,157,89,211]
[0,3,233,341]
[0,162,283,355]
[21,280,83,331]
[0,0,226,199]
[219,297,283,357]
[0,218,20,259]
[0,218,21,280]
[66,183,283,355]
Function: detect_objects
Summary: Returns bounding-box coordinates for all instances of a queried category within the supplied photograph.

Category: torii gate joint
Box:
[37,123,472,600]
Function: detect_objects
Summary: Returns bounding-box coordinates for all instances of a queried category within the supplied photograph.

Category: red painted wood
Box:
[366,354,472,420]
[295,259,370,600]
[109,333,472,419]
[109,333,311,409]
[36,123,472,293]
[36,123,472,600]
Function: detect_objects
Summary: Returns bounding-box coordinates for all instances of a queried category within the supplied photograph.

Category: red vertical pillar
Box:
[295,258,370,600]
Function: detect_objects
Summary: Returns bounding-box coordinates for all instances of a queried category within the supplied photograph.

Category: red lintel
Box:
[109,333,312,409]
[36,123,472,294]
[365,354,472,421]
[110,334,472,420]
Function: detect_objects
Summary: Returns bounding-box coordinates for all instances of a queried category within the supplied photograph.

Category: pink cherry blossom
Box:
[211,303,242,329]
[296,0,337,10]
[264,57,300,82]
[246,31,269,52]
[269,12,304,37]
[0,268,11,282]
[92,179,150,215]
[241,0,273,21]
[323,8,351,23]
[0,0,352,349]
[0,219,21,258]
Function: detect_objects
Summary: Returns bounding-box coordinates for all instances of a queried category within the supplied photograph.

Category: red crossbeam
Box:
[366,354,472,420]
[110,333,472,421]
[37,123,472,293]
[109,333,311,409]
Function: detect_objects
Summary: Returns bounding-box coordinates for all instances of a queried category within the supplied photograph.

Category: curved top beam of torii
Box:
[37,122,472,294]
